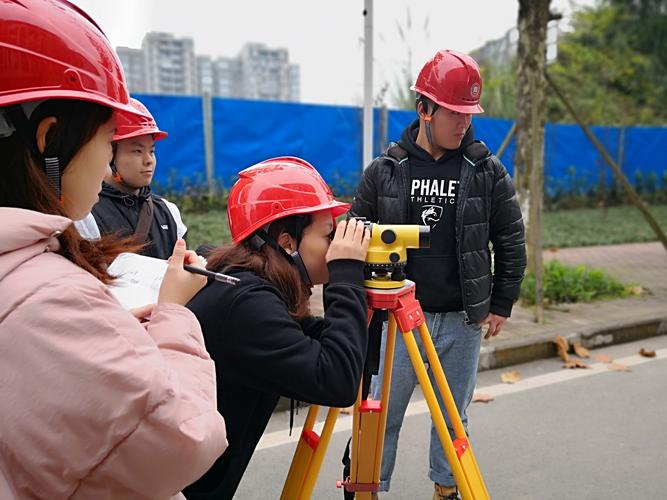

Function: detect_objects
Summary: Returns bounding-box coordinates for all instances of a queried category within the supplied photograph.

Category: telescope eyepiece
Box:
[419,225,430,248]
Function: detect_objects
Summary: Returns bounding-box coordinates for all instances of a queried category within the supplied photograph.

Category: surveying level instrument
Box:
[361,221,430,289]
[281,223,489,499]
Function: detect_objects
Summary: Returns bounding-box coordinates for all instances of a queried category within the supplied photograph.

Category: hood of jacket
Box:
[398,118,475,165]
[99,182,151,206]
[0,208,72,282]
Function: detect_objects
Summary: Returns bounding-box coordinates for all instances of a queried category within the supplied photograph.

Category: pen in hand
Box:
[183,264,240,285]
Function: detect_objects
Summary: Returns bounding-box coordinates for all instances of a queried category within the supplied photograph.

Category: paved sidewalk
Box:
[480,242,667,369]
[310,242,667,371]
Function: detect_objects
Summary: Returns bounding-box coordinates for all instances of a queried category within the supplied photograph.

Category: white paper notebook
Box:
[107,253,168,310]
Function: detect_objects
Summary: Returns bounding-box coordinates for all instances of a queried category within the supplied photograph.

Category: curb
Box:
[276,312,667,412]
[478,313,667,371]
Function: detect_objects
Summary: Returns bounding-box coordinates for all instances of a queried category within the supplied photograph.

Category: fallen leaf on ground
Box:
[608,363,632,372]
[639,348,657,358]
[595,353,614,363]
[500,370,522,384]
[472,393,494,403]
[573,342,591,358]
[563,359,590,369]
[554,336,570,362]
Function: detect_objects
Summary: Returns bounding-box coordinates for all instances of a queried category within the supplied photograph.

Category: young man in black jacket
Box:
[350,49,526,500]
[75,98,186,259]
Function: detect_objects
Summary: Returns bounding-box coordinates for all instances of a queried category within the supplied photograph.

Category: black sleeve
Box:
[221,260,368,407]
[349,160,380,222]
[489,157,527,315]
[299,315,326,341]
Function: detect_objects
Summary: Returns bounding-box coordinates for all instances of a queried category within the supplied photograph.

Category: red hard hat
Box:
[411,49,484,114]
[0,0,139,118]
[114,98,168,141]
[227,157,350,244]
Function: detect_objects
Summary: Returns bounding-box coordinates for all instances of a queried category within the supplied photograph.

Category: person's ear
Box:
[417,100,429,120]
[103,165,114,183]
[35,117,57,154]
[277,232,296,253]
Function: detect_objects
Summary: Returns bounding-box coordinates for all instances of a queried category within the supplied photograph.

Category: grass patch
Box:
[182,204,667,252]
[520,260,632,305]
[543,204,667,248]
[184,211,231,251]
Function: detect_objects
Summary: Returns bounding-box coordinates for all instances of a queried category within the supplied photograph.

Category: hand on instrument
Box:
[325,218,370,263]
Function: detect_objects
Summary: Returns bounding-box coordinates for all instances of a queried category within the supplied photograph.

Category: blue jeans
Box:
[370,310,482,491]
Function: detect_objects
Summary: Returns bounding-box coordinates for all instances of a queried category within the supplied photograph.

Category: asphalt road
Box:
[233,335,667,500]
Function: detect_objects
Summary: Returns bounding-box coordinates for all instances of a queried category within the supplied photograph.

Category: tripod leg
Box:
[344,315,398,498]
[417,323,489,499]
[298,407,341,498]
[281,405,341,500]
[281,404,321,499]
[399,327,478,500]
[417,323,467,440]
[371,313,397,484]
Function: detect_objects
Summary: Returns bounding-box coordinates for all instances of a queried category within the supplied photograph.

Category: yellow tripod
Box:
[280,280,489,499]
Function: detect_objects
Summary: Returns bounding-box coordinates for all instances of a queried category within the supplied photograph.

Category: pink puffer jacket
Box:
[0,208,227,499]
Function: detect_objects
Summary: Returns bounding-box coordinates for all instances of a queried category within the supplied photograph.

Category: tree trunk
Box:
[514,0,551,323]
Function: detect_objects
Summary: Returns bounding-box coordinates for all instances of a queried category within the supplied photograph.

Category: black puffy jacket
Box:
[350,120,526,322]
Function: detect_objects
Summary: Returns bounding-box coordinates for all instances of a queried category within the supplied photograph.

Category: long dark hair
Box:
[206,214,313,320]
[0,99,141,284]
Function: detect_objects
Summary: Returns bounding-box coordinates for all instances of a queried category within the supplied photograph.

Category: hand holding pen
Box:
[183,264,239,285]
[158,240,215,306]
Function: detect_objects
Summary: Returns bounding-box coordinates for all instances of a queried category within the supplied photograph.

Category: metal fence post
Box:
[378,105,388,156]
[202,92,215,197]
[362,0,374,169]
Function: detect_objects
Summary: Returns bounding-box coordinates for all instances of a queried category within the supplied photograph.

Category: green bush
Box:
[520,260,632,305]
[152,168,229,213]
[545,167,667,210]
[158,185,229,213]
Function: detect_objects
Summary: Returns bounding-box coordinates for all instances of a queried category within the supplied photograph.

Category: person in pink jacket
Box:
[0,1,227,498]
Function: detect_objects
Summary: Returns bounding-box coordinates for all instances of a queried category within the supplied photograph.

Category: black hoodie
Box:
[400,120,475,312]
[183,259,368,500]
[90,182,182,259]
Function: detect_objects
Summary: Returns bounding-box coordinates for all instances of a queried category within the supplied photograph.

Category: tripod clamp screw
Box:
[336,478,380,493]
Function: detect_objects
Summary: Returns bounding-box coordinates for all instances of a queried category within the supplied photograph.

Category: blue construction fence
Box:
[135,93,667,197]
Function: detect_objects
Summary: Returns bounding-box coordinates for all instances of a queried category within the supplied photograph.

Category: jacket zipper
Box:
[397,156,411,223]
[456,155,476,319]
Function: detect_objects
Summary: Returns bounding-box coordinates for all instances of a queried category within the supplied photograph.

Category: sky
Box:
[73,0,595,106]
